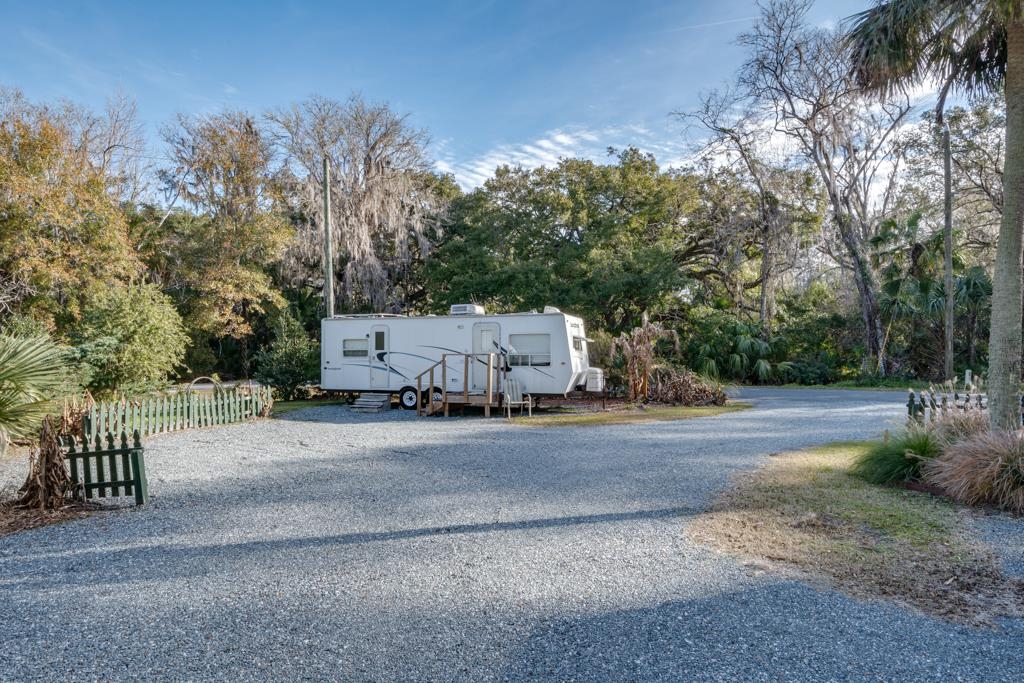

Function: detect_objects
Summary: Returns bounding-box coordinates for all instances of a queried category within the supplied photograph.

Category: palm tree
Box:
[0,334,65,455]
[845,1,1023,430]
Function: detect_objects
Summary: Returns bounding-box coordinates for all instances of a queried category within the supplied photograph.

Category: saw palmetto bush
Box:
[924,430,1024,514]
[0,333,65,455]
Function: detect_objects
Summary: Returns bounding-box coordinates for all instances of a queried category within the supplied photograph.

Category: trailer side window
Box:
[342,339,369,357]
[508,334,551,366]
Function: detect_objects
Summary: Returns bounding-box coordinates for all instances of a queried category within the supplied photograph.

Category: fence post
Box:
[130,429,148,505]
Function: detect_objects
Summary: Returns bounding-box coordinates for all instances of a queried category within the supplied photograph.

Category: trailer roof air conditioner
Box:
[450,303,486,316]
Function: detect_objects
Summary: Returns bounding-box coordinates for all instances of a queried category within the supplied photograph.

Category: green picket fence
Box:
[82,386,273,441]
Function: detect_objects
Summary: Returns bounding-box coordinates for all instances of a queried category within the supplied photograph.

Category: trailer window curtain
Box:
[343,339,369,357]
[508,334,551,366]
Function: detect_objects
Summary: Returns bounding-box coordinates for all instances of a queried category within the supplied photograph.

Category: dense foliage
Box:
[253,314,320,401]
[0,0,1015,405]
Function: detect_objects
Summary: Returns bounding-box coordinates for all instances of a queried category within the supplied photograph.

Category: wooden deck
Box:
[416,352,506,418]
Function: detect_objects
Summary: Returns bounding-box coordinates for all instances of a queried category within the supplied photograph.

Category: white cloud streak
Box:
[438,124,692,189]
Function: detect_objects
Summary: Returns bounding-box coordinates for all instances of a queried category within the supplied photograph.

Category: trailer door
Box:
[370,325,390,389]
[471,322,500,391]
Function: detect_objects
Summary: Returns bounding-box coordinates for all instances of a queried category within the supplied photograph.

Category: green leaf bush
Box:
[70,284,189,397]
[254,314,319,401]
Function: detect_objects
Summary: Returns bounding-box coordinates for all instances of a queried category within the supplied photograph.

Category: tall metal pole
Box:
[942,124,955,381]
[322,156,335,319]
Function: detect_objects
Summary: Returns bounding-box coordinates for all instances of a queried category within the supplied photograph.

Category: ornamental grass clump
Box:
[850,426,944,485]
[929,410,990,445]
[923,431,1024,514]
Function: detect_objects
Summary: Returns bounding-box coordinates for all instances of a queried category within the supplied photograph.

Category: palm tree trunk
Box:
[988,20,1024,431]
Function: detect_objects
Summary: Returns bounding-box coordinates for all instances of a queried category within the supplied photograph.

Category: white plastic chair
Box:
[503,377,532,419]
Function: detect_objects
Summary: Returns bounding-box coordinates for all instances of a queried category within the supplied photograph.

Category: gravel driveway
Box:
[1,388,1022,681]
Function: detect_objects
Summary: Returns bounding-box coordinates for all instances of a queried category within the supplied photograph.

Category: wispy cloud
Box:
[21,29,116,92]
[437,123,692,189]
[646,15,758,36]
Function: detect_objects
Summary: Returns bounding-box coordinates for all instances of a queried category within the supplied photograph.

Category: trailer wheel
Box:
[398,387,420,410]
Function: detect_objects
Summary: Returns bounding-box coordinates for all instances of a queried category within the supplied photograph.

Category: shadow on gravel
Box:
[0,506,695,590]
[500,588,1024,682]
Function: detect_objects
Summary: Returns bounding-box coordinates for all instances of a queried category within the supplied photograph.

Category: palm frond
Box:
[845,0,1007,100]
[0,334,65,454]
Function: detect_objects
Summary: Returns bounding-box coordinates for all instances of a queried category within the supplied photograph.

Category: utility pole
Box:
[943,123,954,381]
[322,156,335,319]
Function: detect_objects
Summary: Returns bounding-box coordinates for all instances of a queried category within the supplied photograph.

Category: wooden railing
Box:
[415,353,506,416]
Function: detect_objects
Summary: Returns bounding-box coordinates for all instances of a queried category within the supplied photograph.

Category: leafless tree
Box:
[737,0,912,375]
[268,94,448,312]
[679,87,822,334]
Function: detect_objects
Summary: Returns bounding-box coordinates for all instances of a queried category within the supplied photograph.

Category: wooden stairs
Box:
[416,353,505,417]
[351,392,391,413]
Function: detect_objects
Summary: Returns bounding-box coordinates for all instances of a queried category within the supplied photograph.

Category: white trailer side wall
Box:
[321,312,592,396]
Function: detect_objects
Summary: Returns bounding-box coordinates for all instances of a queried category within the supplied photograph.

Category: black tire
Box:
[398,386,419,410]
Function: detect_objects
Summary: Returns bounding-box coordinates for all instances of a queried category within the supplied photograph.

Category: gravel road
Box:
[1,388,1022,681]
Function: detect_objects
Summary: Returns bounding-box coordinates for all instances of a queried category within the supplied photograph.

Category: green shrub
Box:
[254,314,319,401]
[780,360,835,385]
[923,431,1024,514]
[71,284,189,396]
[851,426,944,484]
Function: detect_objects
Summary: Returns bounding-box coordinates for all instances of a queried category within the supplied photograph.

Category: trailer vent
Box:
[450,303,486,316]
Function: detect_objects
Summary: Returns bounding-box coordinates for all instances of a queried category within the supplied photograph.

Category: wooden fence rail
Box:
[82,386,273,442]
[906,386,1024,426]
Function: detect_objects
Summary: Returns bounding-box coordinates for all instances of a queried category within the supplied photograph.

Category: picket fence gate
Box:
[63,430,149,506]
[82,386,273,442]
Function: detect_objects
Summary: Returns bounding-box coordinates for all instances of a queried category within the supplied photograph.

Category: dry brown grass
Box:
[523,403,748,427]
[924,430,1024,514]
[929,410,991,445]
[687,442,1024,625]
[0,501,96,538]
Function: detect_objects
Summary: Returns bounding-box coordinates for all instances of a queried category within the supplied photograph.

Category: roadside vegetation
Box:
[523,403,748,427]
[688,442,1024,625]
[0,0,1017,411]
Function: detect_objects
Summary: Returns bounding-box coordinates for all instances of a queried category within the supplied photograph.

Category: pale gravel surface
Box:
[1,387,1022,682]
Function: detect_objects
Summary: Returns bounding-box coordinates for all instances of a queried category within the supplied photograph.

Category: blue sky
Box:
[0,0,868,188]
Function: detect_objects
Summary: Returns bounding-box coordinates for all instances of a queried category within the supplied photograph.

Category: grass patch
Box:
[686,441,1024,625]
[850,427,944,484]
[271,399,351,417]
[522,402,748,427]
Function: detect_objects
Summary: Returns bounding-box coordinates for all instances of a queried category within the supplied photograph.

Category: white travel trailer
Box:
[321,305,604,409]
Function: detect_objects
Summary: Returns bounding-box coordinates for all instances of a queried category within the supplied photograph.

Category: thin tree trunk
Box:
[759,231,774,334]
[837,215,886,376]
[968,310,977,370]
[988,20,1024,430]
[943,125,955,381]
